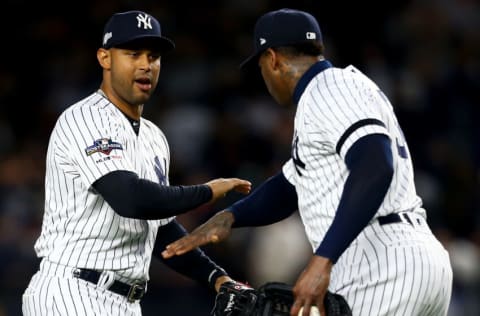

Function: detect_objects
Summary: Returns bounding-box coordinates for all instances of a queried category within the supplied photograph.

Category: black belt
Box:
[73,268,146,302]
[378,213,416,226]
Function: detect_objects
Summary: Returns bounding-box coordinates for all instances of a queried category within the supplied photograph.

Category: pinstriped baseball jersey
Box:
[282,65,423,250]
[34,90,173,283]
[282,62,452,315]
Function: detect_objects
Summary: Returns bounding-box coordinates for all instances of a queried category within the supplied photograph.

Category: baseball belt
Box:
[378,213,412,226]
[73,268,146,302]
[377,211,424,227]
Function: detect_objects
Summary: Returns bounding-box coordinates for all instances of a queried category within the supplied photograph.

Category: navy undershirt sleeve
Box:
[92,170,212,220]
[153,220,228,289]
[315,134,394,263]
[228,172,298,227]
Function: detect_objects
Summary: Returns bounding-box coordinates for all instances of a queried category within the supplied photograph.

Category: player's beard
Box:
[130,73,158,105]
[132,81,156,104]
[111,73,157,106]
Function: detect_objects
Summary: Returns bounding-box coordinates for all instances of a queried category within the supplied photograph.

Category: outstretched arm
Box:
[153,219,232,291]
[230,171,298,226]
[162,171,298,258]
[93,170,251,220]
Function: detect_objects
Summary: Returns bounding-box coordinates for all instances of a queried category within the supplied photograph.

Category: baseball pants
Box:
[330,211,453,316]
[22,259,142,316]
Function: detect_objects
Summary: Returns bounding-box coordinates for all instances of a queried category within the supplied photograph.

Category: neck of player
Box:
[280,55,324,105]
[99,84,144,120]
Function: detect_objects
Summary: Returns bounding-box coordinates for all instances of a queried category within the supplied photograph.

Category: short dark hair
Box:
[273,40,324,57]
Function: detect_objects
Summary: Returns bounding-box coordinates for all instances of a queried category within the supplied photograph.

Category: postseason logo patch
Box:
[85,138,123,156]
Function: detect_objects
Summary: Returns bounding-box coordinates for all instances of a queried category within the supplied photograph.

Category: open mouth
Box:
[135,77,152,91]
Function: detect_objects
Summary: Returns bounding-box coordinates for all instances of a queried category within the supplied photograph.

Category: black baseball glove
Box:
[211,281,258,316]
[256,282,352,316]
[255,282,293,316]
[211,281,351,316]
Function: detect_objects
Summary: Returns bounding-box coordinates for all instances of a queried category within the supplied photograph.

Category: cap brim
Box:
[239,51,261,69]
[113,35,175,54]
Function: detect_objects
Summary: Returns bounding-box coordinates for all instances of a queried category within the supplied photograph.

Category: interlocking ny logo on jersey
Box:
[292,134,306,176]
[85,138,123,156]
[154,156,167,185]
[136,13,152,29]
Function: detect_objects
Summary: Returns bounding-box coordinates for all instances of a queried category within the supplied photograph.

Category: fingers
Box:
[290,300,302,316]
[291,292,327,316]
[162,211,234,259]
[161,235,205,259]
[207,178,251,187]
[234,183,251,194]
[161,240,188,259]
[161,248,176,259]
[230,178,252,194]
[292,302,324,316]
[318,304,326,316]
[220,178,251,190]
[206,178,251,201]
[230,178,251,185]
[291,300,314,316]
[161,230,223,259]
[161,241,194,258]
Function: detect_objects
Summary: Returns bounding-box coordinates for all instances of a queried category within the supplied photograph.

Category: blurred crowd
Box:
[0,0,479,315]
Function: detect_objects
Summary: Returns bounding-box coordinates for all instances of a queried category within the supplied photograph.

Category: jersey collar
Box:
[96,89,141,135]
[292,59,333,105]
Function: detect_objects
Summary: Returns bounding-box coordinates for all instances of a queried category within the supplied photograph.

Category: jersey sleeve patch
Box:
[85,138,123,156]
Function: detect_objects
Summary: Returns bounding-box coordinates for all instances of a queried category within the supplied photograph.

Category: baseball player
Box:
[162,8,453,316]
[22,11,251,316]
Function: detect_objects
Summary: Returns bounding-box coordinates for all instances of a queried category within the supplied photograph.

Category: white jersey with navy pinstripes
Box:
[34,90,173,283]
[282,64,423,250]
[282,62,452,315]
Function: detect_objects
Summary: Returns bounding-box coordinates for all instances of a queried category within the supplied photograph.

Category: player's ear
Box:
[97,48,111,70]
[272,49,291,73]
[262,48,279,71]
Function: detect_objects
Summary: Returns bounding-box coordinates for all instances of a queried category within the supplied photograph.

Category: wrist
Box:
[214,275,233,292]
[207,267,229,291]
[202,184,214,202]
[312,254,334,271]
[219,210,235,227]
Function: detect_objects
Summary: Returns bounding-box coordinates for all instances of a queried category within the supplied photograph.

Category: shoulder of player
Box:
[141,118,168,138]
[300,66,374,104]
[59,93,116,122]
[296,67,370,126]
[57,91,104,114]
[338,65,380,90]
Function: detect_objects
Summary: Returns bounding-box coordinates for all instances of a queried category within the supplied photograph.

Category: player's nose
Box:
[136,53,152,71]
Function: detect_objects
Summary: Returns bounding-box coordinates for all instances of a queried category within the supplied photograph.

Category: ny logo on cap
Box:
[259,38,266,45]
[306,32,316,39]
[136,13,152,30]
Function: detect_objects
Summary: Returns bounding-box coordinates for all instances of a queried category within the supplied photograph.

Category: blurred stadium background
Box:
[0,0,478,315]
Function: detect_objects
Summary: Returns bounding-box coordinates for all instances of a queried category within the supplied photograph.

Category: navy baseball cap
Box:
[102,11,175,53]
[240,8,322,68]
